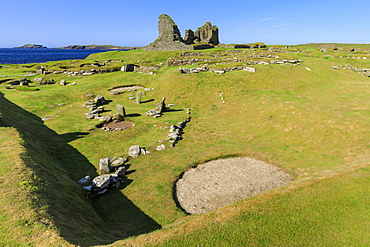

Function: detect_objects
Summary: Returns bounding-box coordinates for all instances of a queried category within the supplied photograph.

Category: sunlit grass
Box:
[1,46,370,246]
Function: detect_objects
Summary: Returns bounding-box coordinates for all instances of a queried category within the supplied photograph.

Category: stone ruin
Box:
[184,21,219,45]
[145,97,167,118]
[144,14,219,51]
[77,105,192,197]
[79,157,127,197]
[84,95,107,120]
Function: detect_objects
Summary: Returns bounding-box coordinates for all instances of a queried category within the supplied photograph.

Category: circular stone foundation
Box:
[99,120,135,131]
[174,157,292,214]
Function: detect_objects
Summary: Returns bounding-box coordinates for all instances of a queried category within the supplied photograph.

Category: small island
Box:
[13,43,138,50]
[56,44,130,50]
[14,44,47,49]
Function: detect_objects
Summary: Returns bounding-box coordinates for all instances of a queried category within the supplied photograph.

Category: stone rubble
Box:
[166,117,191,148]
[80,156,128,197]
[336,64,370,77]
[83,95,108,120]
[145,97,167,118]
[128,145,149,158]
[178,59,302,75]
[128,145,141,158]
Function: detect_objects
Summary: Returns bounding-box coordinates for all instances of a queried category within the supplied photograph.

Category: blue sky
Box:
[1,0,370,47]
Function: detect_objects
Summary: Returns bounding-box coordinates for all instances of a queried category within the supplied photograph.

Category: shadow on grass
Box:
[0,92,161,246]
[0,78,13,84]
[59,132,89,143]
[165,109,183,113]
[141,99,155,103]
[126,113,141,117]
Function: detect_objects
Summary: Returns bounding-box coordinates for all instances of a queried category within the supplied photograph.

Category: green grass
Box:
[150,166,370,246]
[1,45,370,246]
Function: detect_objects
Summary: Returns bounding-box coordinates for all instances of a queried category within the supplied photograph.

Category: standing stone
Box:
[99,158,112,174]
[155,97,166,114]
[128,145,141,158]
[136,91,143,104]
[116,104,126,118]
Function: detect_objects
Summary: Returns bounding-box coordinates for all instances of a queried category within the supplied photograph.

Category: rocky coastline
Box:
[55,45,131,50]
[13,44,135,50]
[14,44,47,49]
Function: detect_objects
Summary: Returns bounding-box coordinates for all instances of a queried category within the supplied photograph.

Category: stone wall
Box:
[194,22,219,45]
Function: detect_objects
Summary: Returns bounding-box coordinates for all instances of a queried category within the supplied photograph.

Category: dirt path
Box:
[175,157,292,214]
[0,73,37,77]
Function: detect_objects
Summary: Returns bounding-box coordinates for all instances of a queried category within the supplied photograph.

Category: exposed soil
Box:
[103,120,135,130]
[175,157,292,214]
[110,86,144,93]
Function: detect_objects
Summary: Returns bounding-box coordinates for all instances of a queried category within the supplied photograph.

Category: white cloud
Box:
[259,17,276,21]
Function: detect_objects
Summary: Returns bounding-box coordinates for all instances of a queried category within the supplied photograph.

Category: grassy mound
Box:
[1,45,370,246]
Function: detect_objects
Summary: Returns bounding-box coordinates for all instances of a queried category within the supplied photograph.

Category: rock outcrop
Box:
[145,14,220,51]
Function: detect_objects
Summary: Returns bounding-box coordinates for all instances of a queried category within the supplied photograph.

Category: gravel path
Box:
[175,157,292,214]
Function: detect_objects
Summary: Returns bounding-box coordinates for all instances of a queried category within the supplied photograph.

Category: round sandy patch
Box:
[175,157,292,214]
[104,120,134,130]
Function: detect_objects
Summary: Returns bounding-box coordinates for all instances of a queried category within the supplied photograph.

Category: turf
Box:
[1,44,370,246]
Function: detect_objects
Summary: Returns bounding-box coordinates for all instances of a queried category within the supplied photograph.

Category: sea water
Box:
[0,48,126,64]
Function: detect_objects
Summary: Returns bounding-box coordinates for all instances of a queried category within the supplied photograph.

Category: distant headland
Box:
[13,44,135,50]
[14,44,47,49]
[55,45,132,50]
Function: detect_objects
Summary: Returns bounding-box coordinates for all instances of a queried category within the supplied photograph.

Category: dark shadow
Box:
[125,113,141,117]
[172,177,191,215]
[0,92,161,246]
[120,177,133,190]
[59,132,89,143]
[0,78,13,84]
[141,99,154,103]
[0,114,12,127]
[164,109,183,113]
[125,169,136,175]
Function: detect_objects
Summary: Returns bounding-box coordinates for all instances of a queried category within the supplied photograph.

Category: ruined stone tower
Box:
[144,14,220,51]
[193,22,219,45]
[144,14,189,51]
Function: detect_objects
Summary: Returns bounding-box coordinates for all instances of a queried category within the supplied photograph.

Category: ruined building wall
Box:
[144,14,220,51]
[144,14,191,51]
[194,22,219,45]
